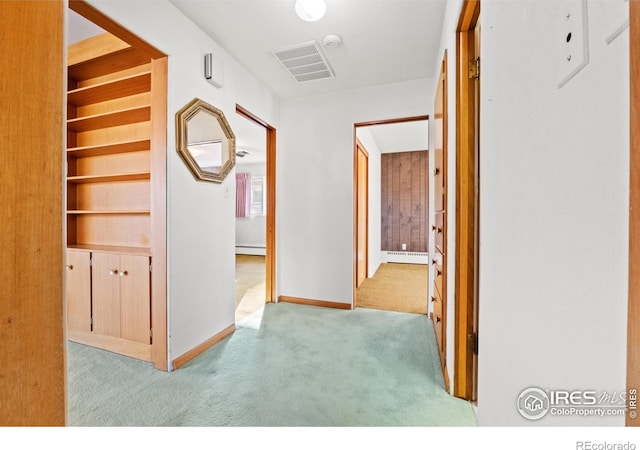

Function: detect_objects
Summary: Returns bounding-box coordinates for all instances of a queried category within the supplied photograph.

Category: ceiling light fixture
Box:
[295,0,326,22]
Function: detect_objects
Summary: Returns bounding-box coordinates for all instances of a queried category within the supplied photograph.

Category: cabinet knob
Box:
[434,167,440,176]
[110,269,119,275]
[432,259,437,265]
[437,269,442,276]
[119,270,128,277]
[431,225,436,231]
[436,316,441,323]
[66,265,73,270]
[437,227,442,234]
[431,296,436,303]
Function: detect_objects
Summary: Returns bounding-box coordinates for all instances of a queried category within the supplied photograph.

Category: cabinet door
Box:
[119,255,151,344]
[66,250,91,332]
[92,252,121,337]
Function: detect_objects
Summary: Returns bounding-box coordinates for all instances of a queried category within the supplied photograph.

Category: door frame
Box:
[236,104,277,303]
[356,139,369,288]
[627,0,639,427]
[352,116,429,306]
[454,0,480,401]
[68,0,168,371]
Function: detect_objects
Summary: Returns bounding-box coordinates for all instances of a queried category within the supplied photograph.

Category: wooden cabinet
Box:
[92,253,151,345]
[64,24,166,367]
[431,52,448,387]
[66,250,91,332]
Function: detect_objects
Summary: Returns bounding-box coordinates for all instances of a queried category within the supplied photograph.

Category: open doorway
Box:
[234,105,276,322]
[353,116,429,315]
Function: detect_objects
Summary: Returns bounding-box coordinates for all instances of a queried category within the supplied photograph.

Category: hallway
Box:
[66,302,475,426]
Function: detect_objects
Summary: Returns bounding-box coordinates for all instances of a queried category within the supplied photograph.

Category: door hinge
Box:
[469,332,479,355]
[149,263,152,272]
[469,57,480,80]
[149,328,153,338]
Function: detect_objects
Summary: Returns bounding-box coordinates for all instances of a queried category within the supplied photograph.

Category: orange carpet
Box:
[356,263,428,314]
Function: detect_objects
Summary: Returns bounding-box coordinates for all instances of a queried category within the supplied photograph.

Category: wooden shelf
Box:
[67,210,150,215]
[67,172,150,184]
[67,139,151,158]
[67,105,150,132]
[68,46,151,81]
[67,244,152,256]
[67,72,151,106]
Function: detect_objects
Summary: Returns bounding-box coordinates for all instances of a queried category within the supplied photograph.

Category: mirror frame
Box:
[175,98,236,183]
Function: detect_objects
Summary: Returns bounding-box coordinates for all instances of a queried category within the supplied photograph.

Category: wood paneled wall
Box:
[381,151,428,252]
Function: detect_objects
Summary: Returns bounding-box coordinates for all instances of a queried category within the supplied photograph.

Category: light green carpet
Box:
[67,302,476,426]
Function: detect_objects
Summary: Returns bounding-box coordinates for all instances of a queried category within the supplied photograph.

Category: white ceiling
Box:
[169,0,447,100]
[67,1,442,165]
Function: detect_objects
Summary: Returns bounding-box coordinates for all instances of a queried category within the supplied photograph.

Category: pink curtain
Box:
[236,173,251,217]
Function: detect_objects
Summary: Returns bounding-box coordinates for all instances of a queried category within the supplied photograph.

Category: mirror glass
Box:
[176,98,235,183]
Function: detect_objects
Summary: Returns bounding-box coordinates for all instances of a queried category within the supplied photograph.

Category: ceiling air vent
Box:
[271,40,335,83]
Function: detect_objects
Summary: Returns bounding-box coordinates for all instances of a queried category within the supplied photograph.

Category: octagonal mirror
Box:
[176,98,236,183]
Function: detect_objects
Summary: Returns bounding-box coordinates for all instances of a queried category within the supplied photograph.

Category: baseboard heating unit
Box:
[382,251,428,265]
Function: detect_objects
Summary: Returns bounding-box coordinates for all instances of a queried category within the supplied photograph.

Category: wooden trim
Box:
[266,127,277,302]
[354,115,430,128]
[172,324,235,370]
[236,104,273,129]
[68,330,152,361]
[440,51,450,393]
[628,0,639,427]
[235,104,277,302]
[457,0,480,31]
[278,296,353,310]
[0,0,65,425]
[454,0,481,401]
[355,139,369,288]
[150,57,168,371]
[69,0,164,59]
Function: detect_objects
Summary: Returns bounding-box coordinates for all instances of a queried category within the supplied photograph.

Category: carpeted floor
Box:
[356,263,428,315]
[66,302,476,426]
[235,254,267,322]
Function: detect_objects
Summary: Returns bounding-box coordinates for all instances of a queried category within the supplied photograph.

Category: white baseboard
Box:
[381,251,428,264]
[235,246,266,256]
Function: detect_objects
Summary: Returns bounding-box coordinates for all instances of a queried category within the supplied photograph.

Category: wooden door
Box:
[120,255,151,344]
[356,141,369,287]
[432,51,448,390]
[66,250,92,332]
[92,252,121,337]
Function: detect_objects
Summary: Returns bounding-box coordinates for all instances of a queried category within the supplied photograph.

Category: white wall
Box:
[475,0,629,425]
[87,0,279,366]
[355,127,382,278]
[236,162,267,255]
[278,78,434,304]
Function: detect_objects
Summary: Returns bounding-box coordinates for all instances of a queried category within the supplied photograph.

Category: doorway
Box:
[353,116,430,314]
[235,105,277,321]
[454,0,480,401]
